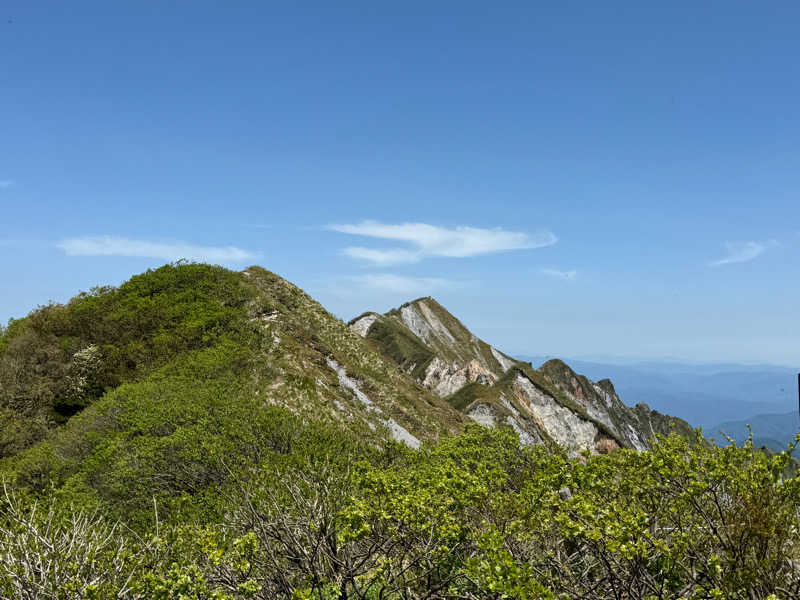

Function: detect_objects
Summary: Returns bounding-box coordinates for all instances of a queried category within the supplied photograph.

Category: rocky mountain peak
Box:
[351,297,694,457]
[350,297,515,386]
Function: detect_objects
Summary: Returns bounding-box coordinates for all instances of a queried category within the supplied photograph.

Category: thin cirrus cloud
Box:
[342,246,421,266]
[346,273,460,295]
[708,240,777,267]
[541,268,577,281]
[328,221,557,265]
[58,236,258,263]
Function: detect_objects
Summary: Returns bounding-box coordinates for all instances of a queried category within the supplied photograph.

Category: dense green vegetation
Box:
[2,423,799,598]
[2,263,799,598]
[0,263,251,457]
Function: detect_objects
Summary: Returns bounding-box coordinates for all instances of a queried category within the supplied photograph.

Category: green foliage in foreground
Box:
[2,422,800,599]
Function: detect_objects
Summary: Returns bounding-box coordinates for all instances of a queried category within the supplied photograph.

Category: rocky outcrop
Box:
[538,359,694,451]
[240,267,465,447]
[401,302,455,344]
[422,357,497,397]
[350,313,379,338]
[510,373,599,456]
[539,359,648,450]
[491,346,516,372]
[467,403,499,427]
[349,296,696,455]
[465,398,543,448]
[325,357,421,449]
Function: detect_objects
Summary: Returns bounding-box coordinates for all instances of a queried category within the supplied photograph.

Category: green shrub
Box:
[0,263,252,455]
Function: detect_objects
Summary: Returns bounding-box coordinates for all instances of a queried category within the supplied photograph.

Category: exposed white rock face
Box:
[417,301,456,343]
[592,383,615,409]
[505,416,541,446]
[625,423,649,452]
[467,403,497,427]
[350,314,378,337]
[491,346,516,372]
[548,375,623,442]
[401,305,434,342]
[400,300,456,346]
[422,357,497,397]
[499,393,542,446]
[576,395,618,438]
[585,384,648,449]
[326,357,420,448]
[422,357,451,394]
[471,341,491,370]
[468,396,541,446]
[249,311,279,324]
[500,393,515,414]
[512,374,598,457]
[554,375,650,451]
[328,357,375,408]
[386,418,422,448]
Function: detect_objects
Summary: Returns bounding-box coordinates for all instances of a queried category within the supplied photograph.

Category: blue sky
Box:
[2,2,799,365]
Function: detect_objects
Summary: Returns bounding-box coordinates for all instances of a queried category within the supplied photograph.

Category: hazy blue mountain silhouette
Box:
[713,411,800,452]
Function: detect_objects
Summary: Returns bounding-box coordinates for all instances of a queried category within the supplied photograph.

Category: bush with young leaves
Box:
[0,485,147,599]
[3,420,800,599]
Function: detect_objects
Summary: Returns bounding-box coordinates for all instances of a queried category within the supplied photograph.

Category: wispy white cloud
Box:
[345,273,460,294]
[328,221,557,265]
[0,180,14,189]
[541,268,577,281]
[709,240,777,267]
[341,247,421,266]
[58,236,258,263]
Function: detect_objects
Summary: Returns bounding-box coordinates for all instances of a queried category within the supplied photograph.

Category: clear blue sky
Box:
[2,2,799,365]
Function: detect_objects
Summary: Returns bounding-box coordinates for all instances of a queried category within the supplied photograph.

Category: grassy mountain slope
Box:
[0,264,463,525]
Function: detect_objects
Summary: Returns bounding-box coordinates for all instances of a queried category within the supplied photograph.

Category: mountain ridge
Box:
[350,296,694,456]
[522,355,798,427]
[0,264,468,524]
[0,262,699,518]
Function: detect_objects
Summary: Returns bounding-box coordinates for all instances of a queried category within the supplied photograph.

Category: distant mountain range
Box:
[713,411,800,452]
[520,355,799,445]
